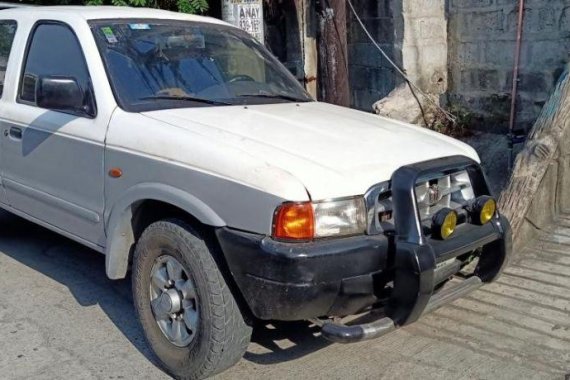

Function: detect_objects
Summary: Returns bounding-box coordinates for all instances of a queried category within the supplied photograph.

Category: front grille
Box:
[415,170,474,222]
[364,181,392,235]
[365,169,475,235]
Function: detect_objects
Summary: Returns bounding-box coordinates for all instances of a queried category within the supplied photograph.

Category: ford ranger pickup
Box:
[0,6,511,380]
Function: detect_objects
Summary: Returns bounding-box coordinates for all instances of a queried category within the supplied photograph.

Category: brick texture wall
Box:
[448,0,570,131]
[398,0,448,94]
[347,0,448,112]
[345,0,567,129]
[347,0,397,111]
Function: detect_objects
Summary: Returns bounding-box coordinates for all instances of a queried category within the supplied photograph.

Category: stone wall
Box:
[397,0,448,95]
[347,0,397,111]
[448,0,570,132]
[347,0,448,112]
[346,0,569,130]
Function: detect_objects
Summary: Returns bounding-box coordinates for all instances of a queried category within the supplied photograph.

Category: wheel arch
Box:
[104,183,225,280]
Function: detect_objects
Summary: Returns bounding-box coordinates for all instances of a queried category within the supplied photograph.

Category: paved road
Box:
[0,211,569,379]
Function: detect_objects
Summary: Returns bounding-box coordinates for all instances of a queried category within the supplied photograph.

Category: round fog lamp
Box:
[432,208,458,240]
[470,196,497,225]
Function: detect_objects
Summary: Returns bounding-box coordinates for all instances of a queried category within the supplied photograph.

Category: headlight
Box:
[272,197,366,240]
[313,198,367,238]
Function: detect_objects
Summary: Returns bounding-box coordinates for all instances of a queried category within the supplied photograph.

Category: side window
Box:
[19,22,92,106]
[0,20,17,98]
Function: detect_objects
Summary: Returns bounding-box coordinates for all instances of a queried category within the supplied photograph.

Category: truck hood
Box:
[142,102,479,200]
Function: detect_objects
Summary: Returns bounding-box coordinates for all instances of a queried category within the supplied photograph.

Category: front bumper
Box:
[216,156,512,341]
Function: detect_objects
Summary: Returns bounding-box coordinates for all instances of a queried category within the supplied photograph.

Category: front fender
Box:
[104,182,225,280]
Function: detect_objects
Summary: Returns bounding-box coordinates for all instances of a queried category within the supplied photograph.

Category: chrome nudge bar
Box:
[364,156,490,242]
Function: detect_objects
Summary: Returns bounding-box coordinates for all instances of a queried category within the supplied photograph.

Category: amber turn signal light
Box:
[108,167,123,178]
[273,202,314,240]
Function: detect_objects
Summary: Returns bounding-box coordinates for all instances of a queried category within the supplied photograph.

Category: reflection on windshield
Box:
[90,20,312,111]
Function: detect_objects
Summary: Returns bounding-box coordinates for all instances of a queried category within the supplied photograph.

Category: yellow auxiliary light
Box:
[432,208,458,240]
[470,196,497,225]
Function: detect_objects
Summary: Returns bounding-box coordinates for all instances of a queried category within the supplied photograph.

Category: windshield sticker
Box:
[101,27,118,43]
[129,23,151,30]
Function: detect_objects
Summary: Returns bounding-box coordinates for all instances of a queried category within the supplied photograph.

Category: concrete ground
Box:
[0,211,569,380]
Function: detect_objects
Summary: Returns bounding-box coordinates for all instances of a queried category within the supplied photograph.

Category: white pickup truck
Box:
[0,6,511,380]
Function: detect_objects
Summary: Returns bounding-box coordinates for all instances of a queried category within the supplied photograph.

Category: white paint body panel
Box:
[0,6,229,25]
[141,102,480,200]
[0,6,481,244]
[0,6,479,203]
[106,108,310,202]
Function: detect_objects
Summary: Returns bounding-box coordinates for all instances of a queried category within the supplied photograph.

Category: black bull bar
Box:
[319,156,512,343]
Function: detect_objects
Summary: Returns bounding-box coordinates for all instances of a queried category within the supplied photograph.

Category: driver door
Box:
[1,21,107,246]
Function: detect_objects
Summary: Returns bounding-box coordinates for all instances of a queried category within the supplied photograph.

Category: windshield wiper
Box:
[139,95,233,106]
[237,93,311,102]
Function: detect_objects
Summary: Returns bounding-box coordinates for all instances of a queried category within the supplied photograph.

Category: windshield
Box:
[90,19,313,111]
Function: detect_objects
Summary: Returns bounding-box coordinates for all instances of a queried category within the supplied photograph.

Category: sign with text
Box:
[221,0,264,43]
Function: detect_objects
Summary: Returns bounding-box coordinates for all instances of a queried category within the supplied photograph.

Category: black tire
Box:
[132,219,252,380]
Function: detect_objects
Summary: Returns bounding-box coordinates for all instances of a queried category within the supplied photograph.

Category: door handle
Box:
[9,127,22,140]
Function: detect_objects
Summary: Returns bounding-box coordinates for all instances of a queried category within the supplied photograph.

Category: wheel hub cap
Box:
[156,289,182,315]
[149,256,199,347]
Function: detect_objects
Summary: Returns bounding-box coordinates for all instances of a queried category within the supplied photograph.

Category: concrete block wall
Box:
[347,0,448,112]
[448,0,570,132]
[397,0,448,94]
[347,0,397,111]
[345,0,567,129]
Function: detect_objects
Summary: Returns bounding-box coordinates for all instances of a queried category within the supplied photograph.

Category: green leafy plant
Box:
[31,0,211,14]
[429,103,474,138]
[177,0,209,13]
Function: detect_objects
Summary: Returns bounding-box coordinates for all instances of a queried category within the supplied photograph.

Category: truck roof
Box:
[0,5,227,26]
[0,2,32,9]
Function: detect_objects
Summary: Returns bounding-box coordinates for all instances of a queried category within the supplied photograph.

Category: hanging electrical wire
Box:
[346,0,456,124]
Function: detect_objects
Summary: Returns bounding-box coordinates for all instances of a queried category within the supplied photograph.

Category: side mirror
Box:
[36,76,87,116]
